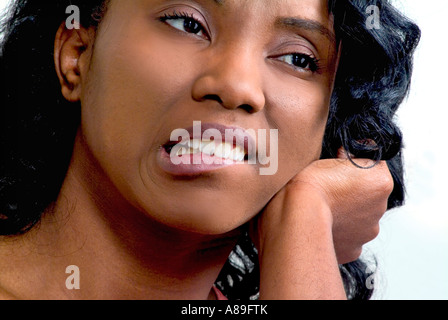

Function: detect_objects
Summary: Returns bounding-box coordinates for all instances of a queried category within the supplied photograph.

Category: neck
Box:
[0,137,240,300]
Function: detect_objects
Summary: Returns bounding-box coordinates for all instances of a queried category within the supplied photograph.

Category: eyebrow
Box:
[209,1,336,44]
[275,17,336,44]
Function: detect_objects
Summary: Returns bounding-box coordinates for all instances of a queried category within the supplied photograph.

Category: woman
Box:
[0,0,420,300]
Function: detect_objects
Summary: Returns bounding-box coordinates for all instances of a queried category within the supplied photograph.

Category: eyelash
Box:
[277,53,320,73]
[160,11,209,39]
[159,12,320,73]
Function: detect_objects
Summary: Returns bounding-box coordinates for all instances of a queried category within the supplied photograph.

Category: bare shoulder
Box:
[0,236,28,300]
[0,286,17,300]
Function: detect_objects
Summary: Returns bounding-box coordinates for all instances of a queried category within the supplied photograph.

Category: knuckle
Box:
[382,174,394,195]
[339,245,363,264]
[374,163,394,196]
[338,247,363,264]
[349,247,363,263]
[366,225,380,242]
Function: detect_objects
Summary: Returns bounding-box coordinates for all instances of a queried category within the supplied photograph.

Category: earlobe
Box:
[54,22,94,102]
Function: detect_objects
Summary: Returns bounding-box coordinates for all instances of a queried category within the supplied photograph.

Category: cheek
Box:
[80,26,197,170]
[267,82,331,170]
[77,23,208,215]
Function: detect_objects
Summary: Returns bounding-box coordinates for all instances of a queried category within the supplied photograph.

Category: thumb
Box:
[337,147,354,159]
[336,146,378,169]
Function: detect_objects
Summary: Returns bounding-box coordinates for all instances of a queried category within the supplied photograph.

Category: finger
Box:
[337,147,380,169]
[336,139,378,160]
[337,147,354,159]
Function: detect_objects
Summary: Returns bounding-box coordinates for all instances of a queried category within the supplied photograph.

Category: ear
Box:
[54,22,95,102]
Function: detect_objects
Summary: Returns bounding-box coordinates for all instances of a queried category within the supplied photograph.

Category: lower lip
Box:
[157,148,242,176]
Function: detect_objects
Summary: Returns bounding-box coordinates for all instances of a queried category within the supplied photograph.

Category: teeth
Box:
[232,146,246,161]
[192,139,200,150]
[176,146,187,156]
[201,140,215,156]
[215,143,232,159]
[177,140,245,161]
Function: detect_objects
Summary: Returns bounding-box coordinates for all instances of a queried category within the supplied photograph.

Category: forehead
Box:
[212,0,332,30]
[164,0,330,19]
[111,0,334,40]
[204,0,329,11]
[117,0,331,21]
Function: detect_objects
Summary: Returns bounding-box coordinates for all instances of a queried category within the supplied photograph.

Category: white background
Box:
[367,0,448,300]
[1,0,447,300]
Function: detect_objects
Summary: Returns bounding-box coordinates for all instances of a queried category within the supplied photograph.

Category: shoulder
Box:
[0,285,18,300]
[0,236,31,300]
[212,286,228,300]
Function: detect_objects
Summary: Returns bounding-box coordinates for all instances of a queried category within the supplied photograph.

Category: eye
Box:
[277,53,319,72]
[160,12,208,39]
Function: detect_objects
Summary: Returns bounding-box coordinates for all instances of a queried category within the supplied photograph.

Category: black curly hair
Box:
[0,0,420,300]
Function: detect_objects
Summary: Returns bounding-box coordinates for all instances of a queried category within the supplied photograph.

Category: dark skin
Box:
[0,0,393,299]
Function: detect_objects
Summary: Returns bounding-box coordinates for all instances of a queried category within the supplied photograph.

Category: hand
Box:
[256,150,394,264]
[252,150,394,299]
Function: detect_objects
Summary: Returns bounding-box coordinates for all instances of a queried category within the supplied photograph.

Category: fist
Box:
[286,153,394,264]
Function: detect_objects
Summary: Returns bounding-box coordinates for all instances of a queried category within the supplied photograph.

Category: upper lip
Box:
[163,122,257,158]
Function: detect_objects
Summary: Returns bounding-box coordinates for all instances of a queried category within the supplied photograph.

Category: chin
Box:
[151,201,254,236]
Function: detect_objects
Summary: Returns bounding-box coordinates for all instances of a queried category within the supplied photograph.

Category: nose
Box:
[191,46,265,114]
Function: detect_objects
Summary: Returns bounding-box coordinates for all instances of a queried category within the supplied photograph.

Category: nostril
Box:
[239,104,255,114]
[202,94,223,104]
[198,94,257,113]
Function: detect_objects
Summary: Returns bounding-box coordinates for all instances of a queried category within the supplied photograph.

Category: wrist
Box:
[257,184,334,258]
[277,183,334,229]
[257,185,345,300]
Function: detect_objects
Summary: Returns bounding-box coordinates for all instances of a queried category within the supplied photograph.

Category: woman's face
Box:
[76,0,338,234]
